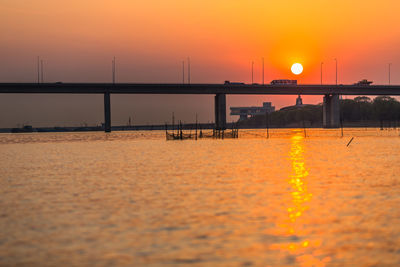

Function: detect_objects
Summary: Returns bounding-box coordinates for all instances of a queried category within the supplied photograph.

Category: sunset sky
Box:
[1,0,400,127]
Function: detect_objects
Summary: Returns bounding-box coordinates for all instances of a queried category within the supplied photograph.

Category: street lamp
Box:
[320,62,323,85]
[334,58,338,85]
[262,57,264,85]
[251,61,254,84]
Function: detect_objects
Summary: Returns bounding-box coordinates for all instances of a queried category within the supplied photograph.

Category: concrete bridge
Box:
[1,83,400,132]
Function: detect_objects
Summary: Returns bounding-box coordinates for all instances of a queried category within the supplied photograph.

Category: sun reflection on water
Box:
[270,130,330,266]
[288,134,311,226]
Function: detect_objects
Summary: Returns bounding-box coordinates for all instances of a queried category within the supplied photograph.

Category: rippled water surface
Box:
[1,129,400,266]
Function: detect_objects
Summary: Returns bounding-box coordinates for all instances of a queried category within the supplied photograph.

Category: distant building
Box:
[296,95,303,106]
[279,95,311,111]
[230,102,275,120]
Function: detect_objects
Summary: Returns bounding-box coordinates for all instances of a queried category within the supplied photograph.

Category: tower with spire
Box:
[296,95,303,106]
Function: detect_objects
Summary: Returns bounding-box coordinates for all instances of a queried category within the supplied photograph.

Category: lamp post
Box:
[389,63,392,85]
[251,61,254,84]
[335,58,342,99]
[334,58,338,85]
[112,56,116,84]
[187,57,191,84]
[262,57,264,85]
[320,62,323,85]
[41,60,44,83]
[182,61,185,84]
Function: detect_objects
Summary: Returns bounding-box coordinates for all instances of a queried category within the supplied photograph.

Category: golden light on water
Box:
[2,130,400,265]
[271,130,330,266]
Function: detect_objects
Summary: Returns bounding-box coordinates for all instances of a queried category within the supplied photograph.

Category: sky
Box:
[1,0,400,127]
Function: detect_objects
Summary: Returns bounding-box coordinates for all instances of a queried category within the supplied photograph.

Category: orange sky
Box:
[1,0,400,126]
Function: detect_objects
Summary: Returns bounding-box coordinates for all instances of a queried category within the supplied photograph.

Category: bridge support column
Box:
[323,94,340,128]
[215,93,226,130]
[104,92,111,132]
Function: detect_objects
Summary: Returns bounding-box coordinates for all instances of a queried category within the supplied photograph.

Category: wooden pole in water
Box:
[180,120,183,140]
[178,120,180,139]
[195,113,198,140]
[177,118,179,137]
[266,110,269,139]
[340,117,344,138]
[172,112,175,138]
[340,99,344,137]
[347,137,354,147]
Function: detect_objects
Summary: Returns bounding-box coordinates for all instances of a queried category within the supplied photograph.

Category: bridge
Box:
[1,83,400,132]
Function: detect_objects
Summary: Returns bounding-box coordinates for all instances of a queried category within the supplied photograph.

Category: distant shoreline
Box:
[0,123,216,133]
[0,122,398,133]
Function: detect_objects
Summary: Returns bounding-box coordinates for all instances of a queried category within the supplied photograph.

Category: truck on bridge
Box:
[270,79,297,85]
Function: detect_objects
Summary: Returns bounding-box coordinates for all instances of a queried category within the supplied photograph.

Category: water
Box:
[1,129,400,266]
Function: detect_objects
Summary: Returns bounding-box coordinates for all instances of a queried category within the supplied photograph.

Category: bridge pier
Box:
[323,94,340,128]
[104,92,111,132]
[215,93,226,130]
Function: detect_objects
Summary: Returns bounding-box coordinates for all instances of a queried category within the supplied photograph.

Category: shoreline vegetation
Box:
[238,96,400,129]
[2,96,400,133]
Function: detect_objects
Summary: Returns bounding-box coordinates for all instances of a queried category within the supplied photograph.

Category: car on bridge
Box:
[354,79,373,86]
[224,81,245,85]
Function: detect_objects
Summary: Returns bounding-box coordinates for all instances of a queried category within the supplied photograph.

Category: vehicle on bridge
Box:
[270,79,297,85]
[354,79,373,86]
[224,81,245,85]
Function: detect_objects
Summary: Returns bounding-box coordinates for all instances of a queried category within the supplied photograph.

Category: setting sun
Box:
[291,63,303,75]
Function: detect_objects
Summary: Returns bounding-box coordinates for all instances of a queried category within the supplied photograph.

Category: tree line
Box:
[237,96,400,128]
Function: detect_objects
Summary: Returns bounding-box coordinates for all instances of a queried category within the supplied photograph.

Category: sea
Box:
[1,128,400,266]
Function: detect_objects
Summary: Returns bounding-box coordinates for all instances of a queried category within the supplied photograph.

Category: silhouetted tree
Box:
[237,97,400,128]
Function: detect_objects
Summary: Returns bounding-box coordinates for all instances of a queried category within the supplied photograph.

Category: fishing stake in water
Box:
[346,137,354,147]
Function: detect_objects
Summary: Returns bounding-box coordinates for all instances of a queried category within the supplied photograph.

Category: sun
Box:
[291,63,303,75]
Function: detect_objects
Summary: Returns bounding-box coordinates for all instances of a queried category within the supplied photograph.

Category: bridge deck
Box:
[1,83,400,95]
